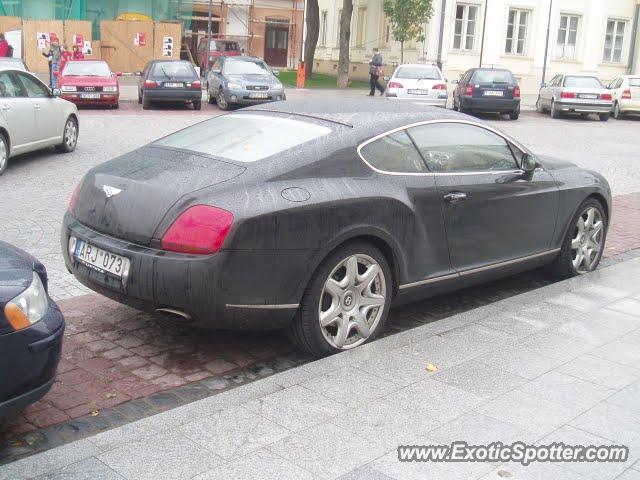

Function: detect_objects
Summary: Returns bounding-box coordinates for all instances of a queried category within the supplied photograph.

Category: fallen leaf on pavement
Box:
[90,409,100,416]
[425,363,438,372]
[497,470,513,478]
[106,392,116,399]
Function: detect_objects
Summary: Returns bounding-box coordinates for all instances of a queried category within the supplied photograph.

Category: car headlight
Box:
[272,82,283,89]
[61,85,77,92]
[227,82,242,90]
[103,86,118,92]
[4,272,48,331]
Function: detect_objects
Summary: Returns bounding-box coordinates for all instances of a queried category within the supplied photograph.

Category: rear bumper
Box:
[61,93,119,106]
[143,89,202,102]
[556,101,612,114]
[461,96,520,112]
[386,94,447,107]
[619,99,640,113]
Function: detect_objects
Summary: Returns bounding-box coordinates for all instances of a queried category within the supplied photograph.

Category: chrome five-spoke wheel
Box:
[571,206,604,274]
[0,134,8,175]
[65,119,77,149]
[318,254,386,350]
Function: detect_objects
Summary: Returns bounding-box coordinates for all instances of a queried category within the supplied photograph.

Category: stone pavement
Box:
[2,257,640,480]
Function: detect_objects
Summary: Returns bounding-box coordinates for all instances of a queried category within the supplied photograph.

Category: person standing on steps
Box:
[368,48,385,97]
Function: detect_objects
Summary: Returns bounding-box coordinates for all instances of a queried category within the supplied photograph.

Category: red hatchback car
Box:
[59,61,121,108]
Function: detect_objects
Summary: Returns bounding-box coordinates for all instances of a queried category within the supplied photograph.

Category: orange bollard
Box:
[296,61,306,89]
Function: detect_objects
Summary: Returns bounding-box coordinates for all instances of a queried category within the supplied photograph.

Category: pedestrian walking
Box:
[72,45,84,60]
[368,48,385,97]
[0,33,10,57]
[47,41,62,88]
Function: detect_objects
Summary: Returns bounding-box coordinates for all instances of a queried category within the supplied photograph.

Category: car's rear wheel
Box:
[613,102,624,119]
[550,100,560,119]
[216,92,229,110]
[509,106,520,120]
[288,242,392,357]
[535,97,545,113]
[551,198,606,278]
[142,92,151,110]
[55,116,78,153]
[599,113,609,122]
[0,132,8,176]
[193,100,202,111]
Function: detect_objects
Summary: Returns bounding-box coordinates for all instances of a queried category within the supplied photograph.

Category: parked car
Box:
[61,100,610,357]
[452,68,521,119]
[0,68,78,175]
[138,60,202,110]
[536,74,612,121]
[197,37,242,73]
[0,241,65,419]
[385,63,448,107]
[59,60,121,109]
[607,75,640,119]
[206,56,285,110]
[0,57,27,71]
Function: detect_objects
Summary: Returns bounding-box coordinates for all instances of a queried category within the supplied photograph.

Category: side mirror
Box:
[452,79,459,85]
[116,71,123,77]
[211,69,221,75]
[521,153,537,173]
[52,88,61,97]
[444,78,448,83]
[272,69,280,77]
[540,82,547,88]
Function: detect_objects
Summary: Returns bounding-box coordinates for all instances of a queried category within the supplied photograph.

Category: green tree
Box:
[382,0,434,63]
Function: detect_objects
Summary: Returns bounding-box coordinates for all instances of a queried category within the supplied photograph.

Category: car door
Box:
[539,75,557,107]
[14,71,61,145]
[407,121,559,271]
[455,70,471,108]
[0,70,36,154]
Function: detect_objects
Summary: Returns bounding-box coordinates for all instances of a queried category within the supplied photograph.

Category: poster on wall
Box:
[134,32,146,46]
[37,32,49,50]
[73,33,84,47]
[82,41,92,55]
[49,32,59,44]
[162,36,173,57]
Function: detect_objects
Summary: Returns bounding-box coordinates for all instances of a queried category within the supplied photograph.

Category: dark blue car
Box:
[0,241,65,419]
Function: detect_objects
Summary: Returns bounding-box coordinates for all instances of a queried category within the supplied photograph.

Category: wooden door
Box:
[264,26,288,67]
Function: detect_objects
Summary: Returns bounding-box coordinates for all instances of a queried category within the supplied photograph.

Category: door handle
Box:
[443,191,467,204]
[1,105,9,111]
[33,104,41,110]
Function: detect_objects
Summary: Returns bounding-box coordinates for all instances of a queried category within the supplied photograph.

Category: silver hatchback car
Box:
[536,74,612,121]
[385,64,448,107]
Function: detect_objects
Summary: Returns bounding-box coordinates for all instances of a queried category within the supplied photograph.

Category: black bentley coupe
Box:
[61,101,610,357]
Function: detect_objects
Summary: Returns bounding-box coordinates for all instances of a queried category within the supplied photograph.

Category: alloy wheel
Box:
[64,119,77,149]
[571,206,604,273]
[614,103,622,119]
[0,136,7,174]
[318,254,386,350]
[217,92,228,110]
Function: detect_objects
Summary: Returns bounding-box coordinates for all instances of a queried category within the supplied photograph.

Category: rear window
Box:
[563,76,602,88]
[472,70,514,84]
[153,114,332,163]
[151,62,196,78]
[629,78,640,87]
[63,61,111,76]
[394,66,442,80]
[216,41,239,52]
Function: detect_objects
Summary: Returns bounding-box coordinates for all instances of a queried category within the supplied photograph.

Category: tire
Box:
[55,116,78,153]
[287,241,393,357]
[535,97,545,113]
[551,198,607,279]
[193,100,202,111]
[452,98,459,111]
[550,100,560,119]
[137,92,142,104]
[207,87,215,104]
[509,106,520,120]
[599,113,609,122]
[142,92,151,110]
[113,103,119,110]
[613,102,624,120]
[216,91,229,111]
[0,132,8,176]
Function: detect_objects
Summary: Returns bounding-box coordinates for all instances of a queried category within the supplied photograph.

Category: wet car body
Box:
[61,101,610,353]
[59,60,121,108]
[0,241,64,418]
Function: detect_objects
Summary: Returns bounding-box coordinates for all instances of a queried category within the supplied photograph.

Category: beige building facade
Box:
[313,0,640,93]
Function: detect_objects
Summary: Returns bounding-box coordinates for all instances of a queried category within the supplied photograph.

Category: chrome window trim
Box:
[356,118,531,177]
[226,303,299,310]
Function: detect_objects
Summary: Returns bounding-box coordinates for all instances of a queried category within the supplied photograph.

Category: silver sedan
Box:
[0,68,78,175]
[536,74,612,121]
[385,64,448,107]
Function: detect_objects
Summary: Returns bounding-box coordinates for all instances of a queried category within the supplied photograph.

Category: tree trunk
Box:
[400,40,404,64]
[303,0,320,80]
[336,0,353,88]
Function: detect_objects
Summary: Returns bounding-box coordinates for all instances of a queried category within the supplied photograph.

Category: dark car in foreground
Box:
[61,101,610,357]
[138,60,202,110]
[206,56,285,110]
[453,68,521,119]
[0,241,64,418]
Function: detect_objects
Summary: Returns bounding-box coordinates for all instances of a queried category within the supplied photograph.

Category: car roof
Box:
[396,63,440,69]
[149,59,192,64]
[224,56,263,62]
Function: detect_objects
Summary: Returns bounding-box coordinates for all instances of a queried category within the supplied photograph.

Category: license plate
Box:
[408,89,430,95]
[72,238,130,279]
[165,82,184,88]
[249,92,269,99]
[80,93,100,99]
[579,93,598,99]
[483,90,504,97]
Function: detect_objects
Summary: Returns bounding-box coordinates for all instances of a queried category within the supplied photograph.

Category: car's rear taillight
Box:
[561,91,576,99]
[192,80,202,89]
[144,80,158,89]
[465,85,473,96]
[388,81,403,89]
[600,93,612,101]
[432,84,447,90]
[514,86,521,98]
[68,182,81,216]
[622,89,632,99]
[161,205,234,255]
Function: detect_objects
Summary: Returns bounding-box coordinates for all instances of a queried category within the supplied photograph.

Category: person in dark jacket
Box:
[0,34,10,57]
[368,48,385,96]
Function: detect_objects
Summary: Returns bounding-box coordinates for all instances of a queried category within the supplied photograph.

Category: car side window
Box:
[0,72,24,98]
[408,123,518,173]
[16,73,48,98]
[360,130,427,173]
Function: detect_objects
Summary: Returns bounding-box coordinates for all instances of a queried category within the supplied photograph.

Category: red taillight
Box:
[144,80,157,89]
[600,93,612,101]
[192,80,202,89]
[388,81,403,89]
[622,89,632,99]
[465,85,473,96]
[432,84,447,90]
[161,205,234,255]
[68,182,81,216]
[514,86,521,98]
[561,91,576,99]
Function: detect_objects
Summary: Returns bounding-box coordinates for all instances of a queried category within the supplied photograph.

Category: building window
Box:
[556,14,579,60]
[505,8,528,55]
[453,4,478,51]
[355,7,367,47]
[320,10,328,46]
[336,9,342,44]
[603,19,626,63]
[381,14,391,47]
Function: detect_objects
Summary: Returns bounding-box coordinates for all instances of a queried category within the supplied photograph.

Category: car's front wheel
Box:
[216,92,229,110]
[55,116,78,153]
[288,242,392,357]
[0,132,8,176]
[551,198,607,278]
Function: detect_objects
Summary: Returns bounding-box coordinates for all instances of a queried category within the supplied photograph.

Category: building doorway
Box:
[264,24,289,67]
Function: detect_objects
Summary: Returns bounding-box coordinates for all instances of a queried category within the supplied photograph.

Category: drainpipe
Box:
[206,0,213,74]
[628,3,640,74]
[436,0,446,71]
[479,0,488,67]
[541,0,553,86]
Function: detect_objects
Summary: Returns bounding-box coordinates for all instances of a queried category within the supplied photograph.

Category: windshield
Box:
[223,60,270,75]
[395,66,441,80]
[629,78,640,87]
[154,114,332,163]
[151,62,196,78]
[63,61,111,76]
[0,58,26,71]
[215,41,239,52]
[564,76,603,88]
[472,70,514,84]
